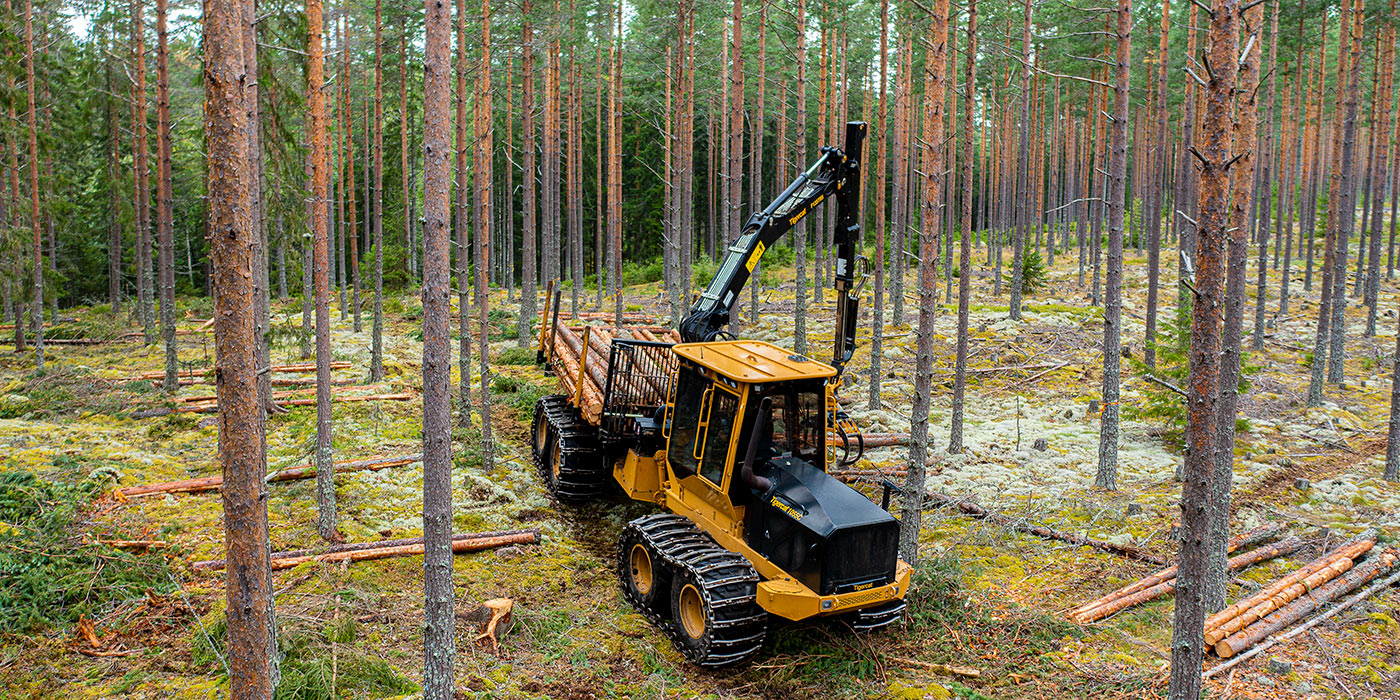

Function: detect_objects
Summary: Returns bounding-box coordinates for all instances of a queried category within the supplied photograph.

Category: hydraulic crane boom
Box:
[679,122,867,376]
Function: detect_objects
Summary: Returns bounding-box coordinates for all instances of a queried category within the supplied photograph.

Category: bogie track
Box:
[617,514,768,667]
[531,395,608,503]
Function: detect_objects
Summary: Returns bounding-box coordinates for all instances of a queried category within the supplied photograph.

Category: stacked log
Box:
[1214,548,1399,658]
[1067,523,1286,622]
[1068,536,1306,624]
[547,324,605,423]
[1201,530,1375,639]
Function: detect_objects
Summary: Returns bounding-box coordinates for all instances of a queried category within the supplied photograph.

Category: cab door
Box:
[664,362,744,522]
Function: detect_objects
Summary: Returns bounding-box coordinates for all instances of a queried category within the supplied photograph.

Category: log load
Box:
[1067,523,1286,622]
[1069,536,1306,624]
[117,454,423,498]
[1214,548,1399,658]
[193,528,540,572]
[1200,529,1376,642]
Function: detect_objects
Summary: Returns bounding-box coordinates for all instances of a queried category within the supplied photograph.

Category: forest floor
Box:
[2,232,1400,700]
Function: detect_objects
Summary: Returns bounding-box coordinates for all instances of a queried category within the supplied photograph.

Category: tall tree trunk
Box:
[1095,0,1131,492]
[208,0,274,690]
[949,0,975,455]
[749,1,766,326]
[455,0,471,424]
[518,0,536,346]
[1327,0,1363,386]
[902,0,948,566]
[421,0,457,688]
[1364,3,1394,336]
[1174,1,1200,341]
[477,0,494,471]
[1204,0,1264,613]
[308,0,335,543]
[1252,0,1281,350]
[156,0,175,389]
[245,0,271,414]
[1009,0,1032,320]
[401,32,413,281]
[793,0,807,355]
[1144,0,1170,371]
[609,4,622,325]
[868,0,889,411]
[371,0,385,381]
[133,0,152,344]
[1167,0,1238,692]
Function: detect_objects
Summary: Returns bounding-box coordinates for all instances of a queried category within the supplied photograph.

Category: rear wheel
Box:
[531,395,607,504]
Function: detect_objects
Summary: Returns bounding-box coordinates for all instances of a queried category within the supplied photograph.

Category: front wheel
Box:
[618,523,671,617]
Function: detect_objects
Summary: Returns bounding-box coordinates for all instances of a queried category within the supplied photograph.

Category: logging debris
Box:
[923,491,1168,565]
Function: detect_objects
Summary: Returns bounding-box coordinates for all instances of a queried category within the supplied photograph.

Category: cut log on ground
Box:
[1068,523,1286,621]
[120,361,352,383]
[1202,529,1375,637]
[193,528,540,571]
[166,392,413,415]
[1204,554,1358,645]
[1070,537,1305,624]
[118,453,423,498]
[925,491,1169,565]
[1209,549,1400,663]
[177,383,389,404]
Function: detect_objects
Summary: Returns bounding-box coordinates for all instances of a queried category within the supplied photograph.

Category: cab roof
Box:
[673,339,836,384]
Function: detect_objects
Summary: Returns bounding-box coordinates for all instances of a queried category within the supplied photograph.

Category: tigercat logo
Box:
[853,582,874,591]
[770,496,803,521]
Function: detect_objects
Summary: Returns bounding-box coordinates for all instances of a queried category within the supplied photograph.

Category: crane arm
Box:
[679,121,867,376]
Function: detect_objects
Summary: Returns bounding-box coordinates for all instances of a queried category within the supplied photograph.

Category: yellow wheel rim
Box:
[629,544,653,595]
[550,441,562,480]
[534,416,547,452]
[678,583,706,640]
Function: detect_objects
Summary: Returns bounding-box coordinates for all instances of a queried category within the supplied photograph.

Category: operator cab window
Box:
[668,364,740,488]
[732,381,825,497]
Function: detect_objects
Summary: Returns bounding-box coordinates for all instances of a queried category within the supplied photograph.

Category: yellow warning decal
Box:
[746,241,766,272]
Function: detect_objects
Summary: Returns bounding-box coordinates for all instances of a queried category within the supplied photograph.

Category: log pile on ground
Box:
[1067,523,1289,623]
[117,453,423,498]
[925,491,1172,564]
[192,528,540,571]
[1197,529,1398,660]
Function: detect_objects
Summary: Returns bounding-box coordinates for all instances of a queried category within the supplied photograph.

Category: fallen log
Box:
[121,361,351,383]
[95,538,168,550]
[193,527,539,570]
[1201,529,1375,636]
[118,453,423,498]
[178,383,388,404]
[1210,549,1400,663]
[170,392,413,414]
[1069,523,1286,621]
[851,433,913,448]
[1204,554,1357,646]
[1071,537,1305,624]
[925,492,1169,565]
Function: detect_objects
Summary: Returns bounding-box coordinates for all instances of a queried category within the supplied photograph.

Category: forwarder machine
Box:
[531,121,909,667]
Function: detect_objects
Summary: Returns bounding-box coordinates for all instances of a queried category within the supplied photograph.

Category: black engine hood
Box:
[760,456,897,536]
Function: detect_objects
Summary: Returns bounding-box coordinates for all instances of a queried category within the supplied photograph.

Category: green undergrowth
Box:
[0,457,174,633]
[490,374,552,415]
[0,366,137,419]
[192,612,419,700]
